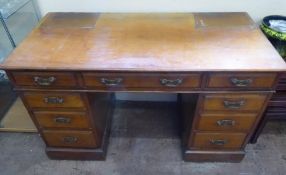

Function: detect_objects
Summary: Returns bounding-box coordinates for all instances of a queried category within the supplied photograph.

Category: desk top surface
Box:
[2,12,286,72]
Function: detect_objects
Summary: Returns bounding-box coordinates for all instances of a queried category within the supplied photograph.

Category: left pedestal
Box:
[19,91,114,160]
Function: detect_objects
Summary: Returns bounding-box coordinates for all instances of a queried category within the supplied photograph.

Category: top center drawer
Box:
[82,72,202,90]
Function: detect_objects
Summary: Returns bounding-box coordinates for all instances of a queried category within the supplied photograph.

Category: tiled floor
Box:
[0,101,286,175]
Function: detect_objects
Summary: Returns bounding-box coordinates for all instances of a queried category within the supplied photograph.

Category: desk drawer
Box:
[82,73,201,89]
[11,71,78,88]
[197,113,257,132]
[191,132,246,149]
[22,92,86,109]
[33,111,90,129]
[206,73,277,89]
[202,94,268,112]
[43,130,98,148]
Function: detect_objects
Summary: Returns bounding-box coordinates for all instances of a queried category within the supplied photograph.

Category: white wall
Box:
[35,0,286,101]
[37,0,286,22]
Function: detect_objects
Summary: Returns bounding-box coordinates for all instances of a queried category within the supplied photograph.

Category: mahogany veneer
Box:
[1,12,286,162]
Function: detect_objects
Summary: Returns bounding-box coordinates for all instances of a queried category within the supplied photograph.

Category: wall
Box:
[35,0,286,101]
[37,0,286,22]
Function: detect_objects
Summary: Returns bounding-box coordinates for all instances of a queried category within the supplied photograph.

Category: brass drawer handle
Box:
[230,77,253,87]
[217,119,236,126]
[223,100,245,109]
[44,97,64,104]
[34,76,56,86]
[54,117,71,124]
[160,79,183,87]
[210,139,227,146]
[101,78,123,86]
[63,136,78,143]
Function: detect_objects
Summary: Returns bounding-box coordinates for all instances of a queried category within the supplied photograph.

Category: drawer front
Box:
[11,72,78,88]
[43,130,97,148]
[202,94,268,112]
[82,73,201,89]
[33,111,90,129]
[207,73,277,89]
[22,92,85,109]
[191,132,247,149]
[197,113,257,132]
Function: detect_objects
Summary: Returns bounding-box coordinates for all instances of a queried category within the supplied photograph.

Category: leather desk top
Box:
[1,12,286,72]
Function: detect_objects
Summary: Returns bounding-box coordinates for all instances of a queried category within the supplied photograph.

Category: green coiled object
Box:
[260,16,286,59]
[260,23,286,41]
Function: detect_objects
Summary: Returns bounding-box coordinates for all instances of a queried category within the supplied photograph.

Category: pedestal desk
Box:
[1,12,286,162]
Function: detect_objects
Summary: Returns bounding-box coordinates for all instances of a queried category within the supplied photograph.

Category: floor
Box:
[0,101,286,175]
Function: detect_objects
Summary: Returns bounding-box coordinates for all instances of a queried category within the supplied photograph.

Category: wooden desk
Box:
[1,12,286,162]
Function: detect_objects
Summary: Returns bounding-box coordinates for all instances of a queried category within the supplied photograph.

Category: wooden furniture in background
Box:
[1,12,286,162]
[250,73,286,143]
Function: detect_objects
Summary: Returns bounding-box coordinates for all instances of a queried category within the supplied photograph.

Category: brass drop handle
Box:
[54,117,71,124]
[223,100,245,109]
[217,119,236,126]
[160,79,183,87]
[44,97,64,104]
[63,136,78,144]
[101,78,123,86]
[34,76,56,86]
[210,139,227,146]
[230,77,253,87]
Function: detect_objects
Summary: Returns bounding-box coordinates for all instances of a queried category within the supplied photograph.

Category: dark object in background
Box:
[250,16,286,143]
[0,77,16,122]
[260,15,286,59]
